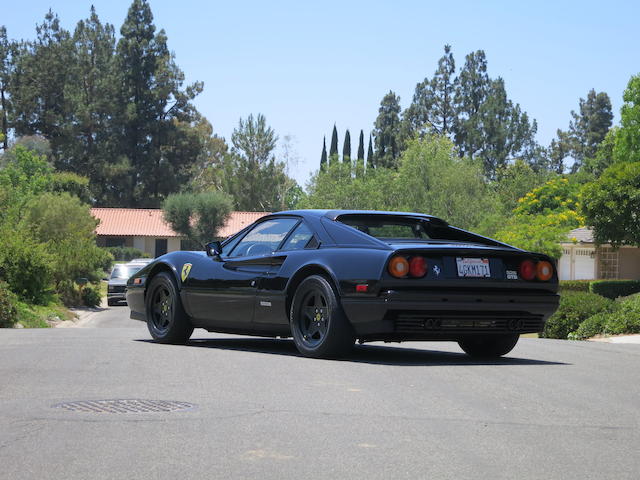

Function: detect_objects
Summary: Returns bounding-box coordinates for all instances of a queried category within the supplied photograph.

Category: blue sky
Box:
[4,0,640,186]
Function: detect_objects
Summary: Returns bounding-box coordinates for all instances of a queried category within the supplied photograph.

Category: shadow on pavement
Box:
[136,337,568,367]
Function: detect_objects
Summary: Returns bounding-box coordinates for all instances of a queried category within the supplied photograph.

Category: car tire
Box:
[107,298,117,306]
[145,272,193,344]
[458,334,520,358]
[289,275,355,358]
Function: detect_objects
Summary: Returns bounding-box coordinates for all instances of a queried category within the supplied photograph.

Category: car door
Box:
[254,220,317,325]
[184,218,299,326]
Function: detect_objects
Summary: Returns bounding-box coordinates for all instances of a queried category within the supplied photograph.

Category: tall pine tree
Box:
[10,10,74,160]
[367,134,374,169]
[0,26,12,150]
[568,89,613,171]
[115,0,203,206]
[63,7,117,179]
[373,91,401,169]
[402,44,457,141]
[454,50,489,160]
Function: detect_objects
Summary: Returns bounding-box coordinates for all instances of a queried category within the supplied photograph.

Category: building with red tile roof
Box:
[91,208,269,257]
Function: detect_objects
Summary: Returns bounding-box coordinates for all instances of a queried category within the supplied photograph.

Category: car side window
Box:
[280,222,315,251]
[228,218,299,257]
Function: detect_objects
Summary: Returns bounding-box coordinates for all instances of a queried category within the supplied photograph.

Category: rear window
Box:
[336,214,503,247]
[337,216,431,240]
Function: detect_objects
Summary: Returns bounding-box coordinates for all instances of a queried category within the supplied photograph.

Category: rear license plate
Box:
[456,257,491,278]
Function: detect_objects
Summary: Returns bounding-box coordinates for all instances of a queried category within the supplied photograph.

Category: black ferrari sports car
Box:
[126,210,559,358]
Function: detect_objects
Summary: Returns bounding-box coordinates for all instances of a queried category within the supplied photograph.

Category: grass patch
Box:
[14,297,75,328]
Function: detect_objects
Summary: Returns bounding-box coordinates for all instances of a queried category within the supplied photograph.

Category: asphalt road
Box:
[1,306,639,480]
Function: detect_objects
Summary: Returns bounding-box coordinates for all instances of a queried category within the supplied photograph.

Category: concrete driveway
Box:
[0,306,638,479]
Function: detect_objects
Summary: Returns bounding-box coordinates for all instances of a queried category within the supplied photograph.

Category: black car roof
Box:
[271,209,448,224]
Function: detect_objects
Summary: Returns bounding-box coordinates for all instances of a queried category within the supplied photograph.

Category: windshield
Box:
[110,265,143,280]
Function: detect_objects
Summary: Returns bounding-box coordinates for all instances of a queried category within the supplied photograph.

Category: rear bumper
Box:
[341,289,559,341]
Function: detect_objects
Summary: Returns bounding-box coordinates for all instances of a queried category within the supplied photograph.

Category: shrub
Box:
[0,228,55,303]
[104,246,150,262]
[0,281,18,328]
[559,280,592,292]
[571,295,640,339]
[541,291,615,339]
[570,313,609,340]
[589,280,640,299]
[81,284,102,308]
[56,280,83,307]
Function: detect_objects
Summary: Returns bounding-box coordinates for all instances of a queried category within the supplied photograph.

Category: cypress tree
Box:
[320,136,327,169]
[367,134,374,169]
[342,129,351,163]
[357,130,365,161]
[329,124,338,158]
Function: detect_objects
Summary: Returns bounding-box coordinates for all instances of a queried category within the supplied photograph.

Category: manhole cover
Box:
[53,399,195,414]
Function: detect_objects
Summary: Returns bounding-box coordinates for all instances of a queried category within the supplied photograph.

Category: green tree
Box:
[394,136,494,229]
[494,159,553,213]
[0,26,13,151]
[222,113,298,211]
[373,91,402,168]
[342,129,351,163]
[329,124,338,160]
[613,74,640,164]
[299,161,397,210]
[367,134,374,170]
[454,50,489,160]
[581,161,640,247]
[9,11,74,159]
[403,45,457,141]
[357,130,365,161]
[320,136,327,170]
[477,78,539,178]
[163,191,233,246]
[21,192,111,289]
[567,89,613,172]
[583,127,617,177]
[61,7,117,182]
[115,0,203,206]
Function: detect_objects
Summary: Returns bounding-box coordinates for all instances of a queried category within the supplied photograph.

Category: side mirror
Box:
[205,241,223,258]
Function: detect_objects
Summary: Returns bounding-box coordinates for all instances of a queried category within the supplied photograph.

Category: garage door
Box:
[573,248,595,280]
[558,248,572,280]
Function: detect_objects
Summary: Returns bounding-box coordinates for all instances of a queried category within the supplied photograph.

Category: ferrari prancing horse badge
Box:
[181,263,192,282]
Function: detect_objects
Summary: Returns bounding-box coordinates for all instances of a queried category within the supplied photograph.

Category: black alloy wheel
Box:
[290,275,355,358]
[145,272,193,344]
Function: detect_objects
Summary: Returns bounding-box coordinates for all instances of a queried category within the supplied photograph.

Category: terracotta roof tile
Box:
[91,208,270,238]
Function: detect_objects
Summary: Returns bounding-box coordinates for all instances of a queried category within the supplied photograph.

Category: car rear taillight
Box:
[388,256,409,278]
[536,261,553,281]
[409,256,427,278]
[519,260,537,281]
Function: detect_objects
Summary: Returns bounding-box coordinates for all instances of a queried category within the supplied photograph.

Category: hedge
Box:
[571,294,640,339]
[589,280,640,299]
[541,291,616,339]
[559,280,592,292]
